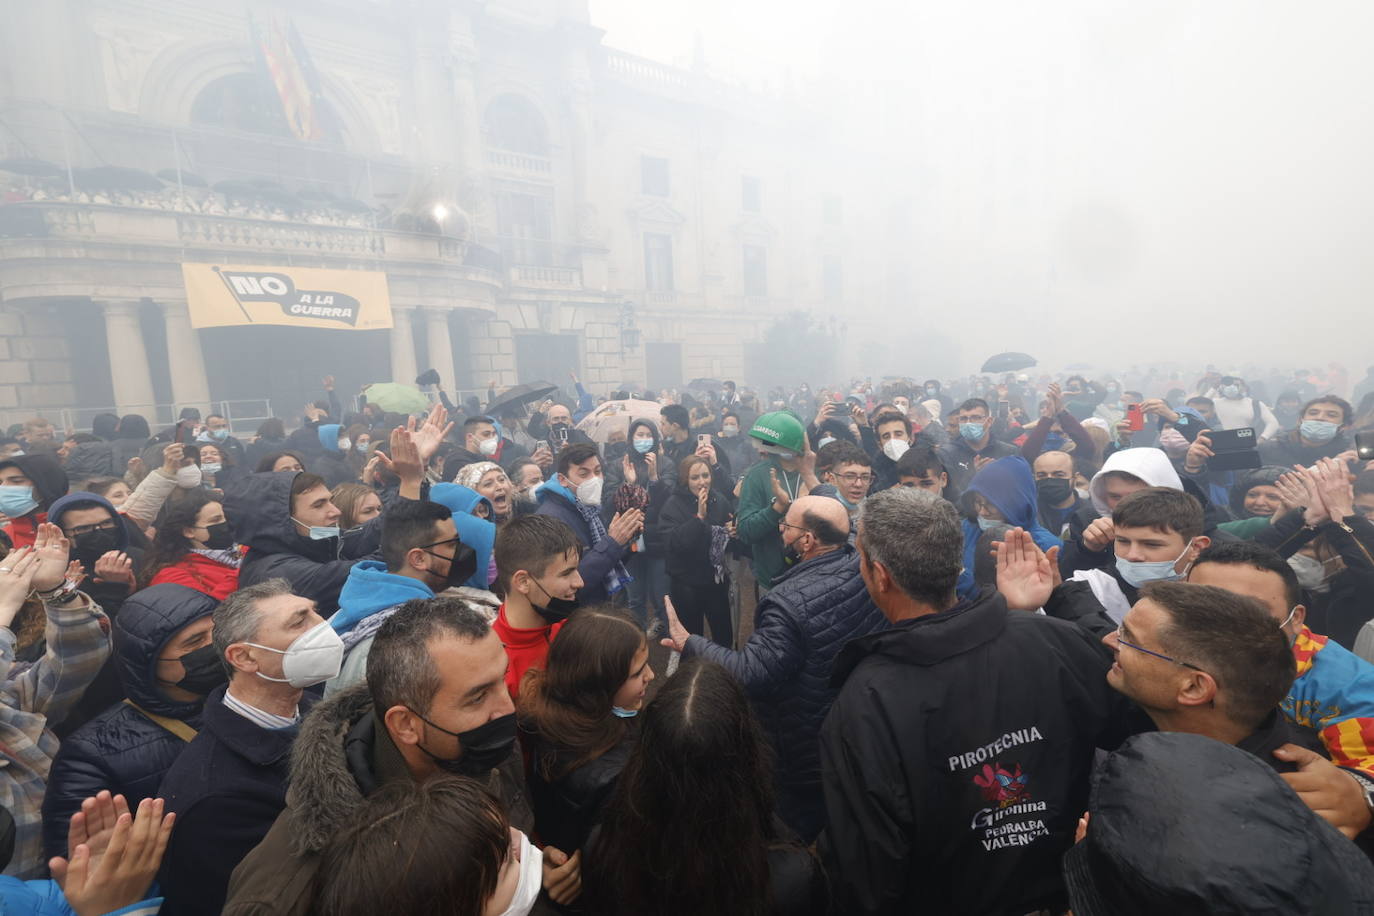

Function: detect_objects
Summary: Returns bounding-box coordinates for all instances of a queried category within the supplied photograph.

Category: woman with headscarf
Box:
[453,461,515,524]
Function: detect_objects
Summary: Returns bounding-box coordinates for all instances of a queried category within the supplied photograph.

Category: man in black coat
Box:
[157,579,333,916]
[42,584,223,859]
[662,495,887,843]
[819,489,1134,916]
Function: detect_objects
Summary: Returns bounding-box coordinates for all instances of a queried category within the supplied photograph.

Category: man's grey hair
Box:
[367,597,492,716]
[857,488,963,606]
[213,578,296,676]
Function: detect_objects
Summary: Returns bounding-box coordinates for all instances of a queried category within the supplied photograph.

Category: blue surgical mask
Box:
[959,422,986,442]
[1116,539,1194,588]
[977,516,1001,532]
[1300,419,1338,443]
[201,462,222,475]
[611,706,639,719]
[292,516,340,540]
[355,441,370,453]
[633,438,654,454]
[209,428,229,441]
[1220,385,1241,399]
[0,485,38,518]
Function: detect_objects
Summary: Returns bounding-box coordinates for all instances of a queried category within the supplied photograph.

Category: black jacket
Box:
[688,546,887,832]
[819,588,1134,916]
[41,584,219,859]
[157,686,317,916]
[937,437,1020,491]
[225,471,388,615]
[1255,511,1374,650]
[1259,430,1354,470]
[524,725,635,855]
[656,482,735,584]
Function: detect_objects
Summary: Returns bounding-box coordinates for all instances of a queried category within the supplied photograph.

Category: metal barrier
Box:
[0,400,273,437]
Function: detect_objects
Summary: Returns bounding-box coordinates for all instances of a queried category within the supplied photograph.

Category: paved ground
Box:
[643,557,758,702]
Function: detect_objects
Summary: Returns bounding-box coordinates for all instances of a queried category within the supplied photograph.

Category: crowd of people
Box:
[0,361,1371,915]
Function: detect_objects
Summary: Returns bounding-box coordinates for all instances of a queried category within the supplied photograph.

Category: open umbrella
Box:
[687,378,723,391]
[980,352,1038,373]
[156,168,209,188]
[73,166,166,191]
[363,382,432,415]
[576,399,664,443]
[0,158,61,178]
[485,381,559,419]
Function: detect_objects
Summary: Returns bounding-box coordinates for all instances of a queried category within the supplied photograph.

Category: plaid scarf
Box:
[577,501,633,596]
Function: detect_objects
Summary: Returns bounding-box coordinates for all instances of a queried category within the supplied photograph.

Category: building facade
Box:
[0,0,885,427]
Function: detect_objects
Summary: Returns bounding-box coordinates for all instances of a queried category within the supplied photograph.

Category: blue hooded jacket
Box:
[958,456,1062,598]
[316,424,342,454]
[47,491,131,552]
[427,483,497,589]
[331,561,436,637]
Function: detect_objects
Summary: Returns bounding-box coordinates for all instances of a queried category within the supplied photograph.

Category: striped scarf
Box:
[576,501,633,596]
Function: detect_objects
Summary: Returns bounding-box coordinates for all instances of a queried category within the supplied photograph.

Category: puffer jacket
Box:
[41,584,218,859]
[684,546,887,799]
[224,472,387,615]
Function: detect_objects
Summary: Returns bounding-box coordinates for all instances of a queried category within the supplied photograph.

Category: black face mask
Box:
[1036,477,1074,505]
[529,577,579,624]
[412,709,517,777]
[72,526,121,566]
[160,642,227,696]
[425,542,478,590]
[783,536,804,567]
[201,521,235,551]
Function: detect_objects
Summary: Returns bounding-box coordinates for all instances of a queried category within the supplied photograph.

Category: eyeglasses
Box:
[836,473,874,485]
[778,522,812,536]
[65,519,119,537]
[1113,624,1208,674]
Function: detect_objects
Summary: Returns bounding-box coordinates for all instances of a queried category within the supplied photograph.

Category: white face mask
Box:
[478,437,500,457]
[176,465,203,488]
[336,437,352,452]
[882,439,911,462]
[245,620,345,688]
[1287,554,1330,592]
[575,475,603,507]
[496,831,542,916]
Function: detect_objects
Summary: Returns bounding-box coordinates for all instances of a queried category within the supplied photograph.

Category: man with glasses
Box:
[326,500,474,694]
[661,494,885,843]
[824,444,874,521]
[47,490,142,632]
[1105,580,1324,767]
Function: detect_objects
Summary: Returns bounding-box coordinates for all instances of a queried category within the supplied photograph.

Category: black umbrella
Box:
[687,378,723,390]
[73,166,165,191]
[980,352,1037,373]
[485,381,559,419]
[156,168,209,187]
[0,158,61,178]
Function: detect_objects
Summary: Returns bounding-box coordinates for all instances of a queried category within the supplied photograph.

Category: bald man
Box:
[663,494,889,842]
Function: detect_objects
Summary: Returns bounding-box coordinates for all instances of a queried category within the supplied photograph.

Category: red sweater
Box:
[5,512,45,548]
[492,603,563,702]
[149,552,241,600]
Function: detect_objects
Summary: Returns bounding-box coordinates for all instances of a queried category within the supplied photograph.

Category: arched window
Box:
[191,74,292,136]
[483,94,549,155]
[191,73,345,145]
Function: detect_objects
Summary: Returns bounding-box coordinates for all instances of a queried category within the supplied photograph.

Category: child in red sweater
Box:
[492,515,585,701]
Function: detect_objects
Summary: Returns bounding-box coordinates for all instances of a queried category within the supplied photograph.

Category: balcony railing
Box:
[0,201,499,272]
[485,148,554,176]
[510,265,582,289]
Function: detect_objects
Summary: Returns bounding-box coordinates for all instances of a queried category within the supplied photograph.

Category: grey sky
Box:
[590,0,1374,376]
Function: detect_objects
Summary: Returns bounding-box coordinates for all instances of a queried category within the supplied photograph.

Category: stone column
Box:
[423,307,457,393]
[390,306,418,384]
[100,300,157,415]
[158,301,211,412]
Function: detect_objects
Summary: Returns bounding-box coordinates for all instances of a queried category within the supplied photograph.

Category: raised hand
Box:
[32,522,72,592]
[93,551,135,588]
[621,454,638,486]
[1312,457,1355,520]
[379,427,423,486]
[1082,517,1116,553]
[51,797,175,916]
[0,547,38,628]
[659,595,691,652]
[769,468,792,510]
[1182,431,1214,473]
[160,443,184,476]
[1274,471,1311,519]
[607,509,644,546]
[409,403,453,464]
[696,485,710,520]
[995,528,1054,611]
